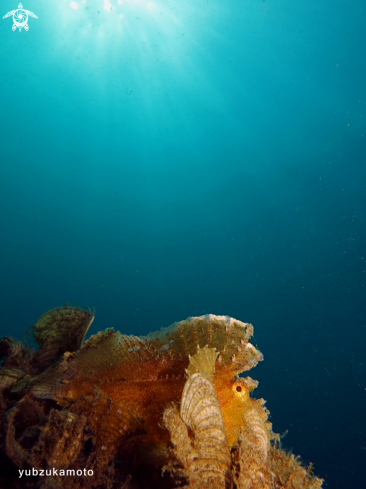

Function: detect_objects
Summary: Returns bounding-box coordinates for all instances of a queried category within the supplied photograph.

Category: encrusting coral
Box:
[0,305,324,489]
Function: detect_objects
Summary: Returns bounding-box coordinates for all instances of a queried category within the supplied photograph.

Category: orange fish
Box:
[25,313,263,462]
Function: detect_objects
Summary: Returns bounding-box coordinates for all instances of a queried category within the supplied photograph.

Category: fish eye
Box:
[232,381,246,399]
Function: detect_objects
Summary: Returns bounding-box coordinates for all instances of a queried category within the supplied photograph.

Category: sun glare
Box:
[146,2,157,12]
[69,0,161,16]
[103,0,112,11]
[62,0,196,55]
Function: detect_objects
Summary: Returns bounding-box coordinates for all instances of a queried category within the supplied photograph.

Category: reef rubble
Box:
[0,305,323,488]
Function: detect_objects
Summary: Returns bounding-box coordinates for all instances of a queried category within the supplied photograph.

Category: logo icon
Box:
[3,3,38,31]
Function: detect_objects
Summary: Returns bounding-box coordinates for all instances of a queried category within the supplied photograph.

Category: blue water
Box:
[1,0,365,487]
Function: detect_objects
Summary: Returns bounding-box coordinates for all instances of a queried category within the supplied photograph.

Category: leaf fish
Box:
[23,313,263,462]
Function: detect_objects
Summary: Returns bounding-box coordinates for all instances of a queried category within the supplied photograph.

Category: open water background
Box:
[0,1,365,487]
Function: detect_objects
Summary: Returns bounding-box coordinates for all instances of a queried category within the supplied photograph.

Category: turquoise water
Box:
[1,1,365,487]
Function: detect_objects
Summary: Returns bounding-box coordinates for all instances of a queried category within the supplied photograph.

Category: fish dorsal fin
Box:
[186,346,218,381]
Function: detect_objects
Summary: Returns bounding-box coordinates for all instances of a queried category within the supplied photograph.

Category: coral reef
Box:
[0,306,323,488]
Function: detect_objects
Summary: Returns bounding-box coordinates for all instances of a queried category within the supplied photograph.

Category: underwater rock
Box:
[0,336,23,361]
[4,395,46,468]
[0,306,323,488]
[268,447,324,489]
[0,366,25,393]
[0,335,36,375]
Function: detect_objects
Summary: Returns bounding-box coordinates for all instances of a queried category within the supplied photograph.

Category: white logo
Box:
[3,3,38,31]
